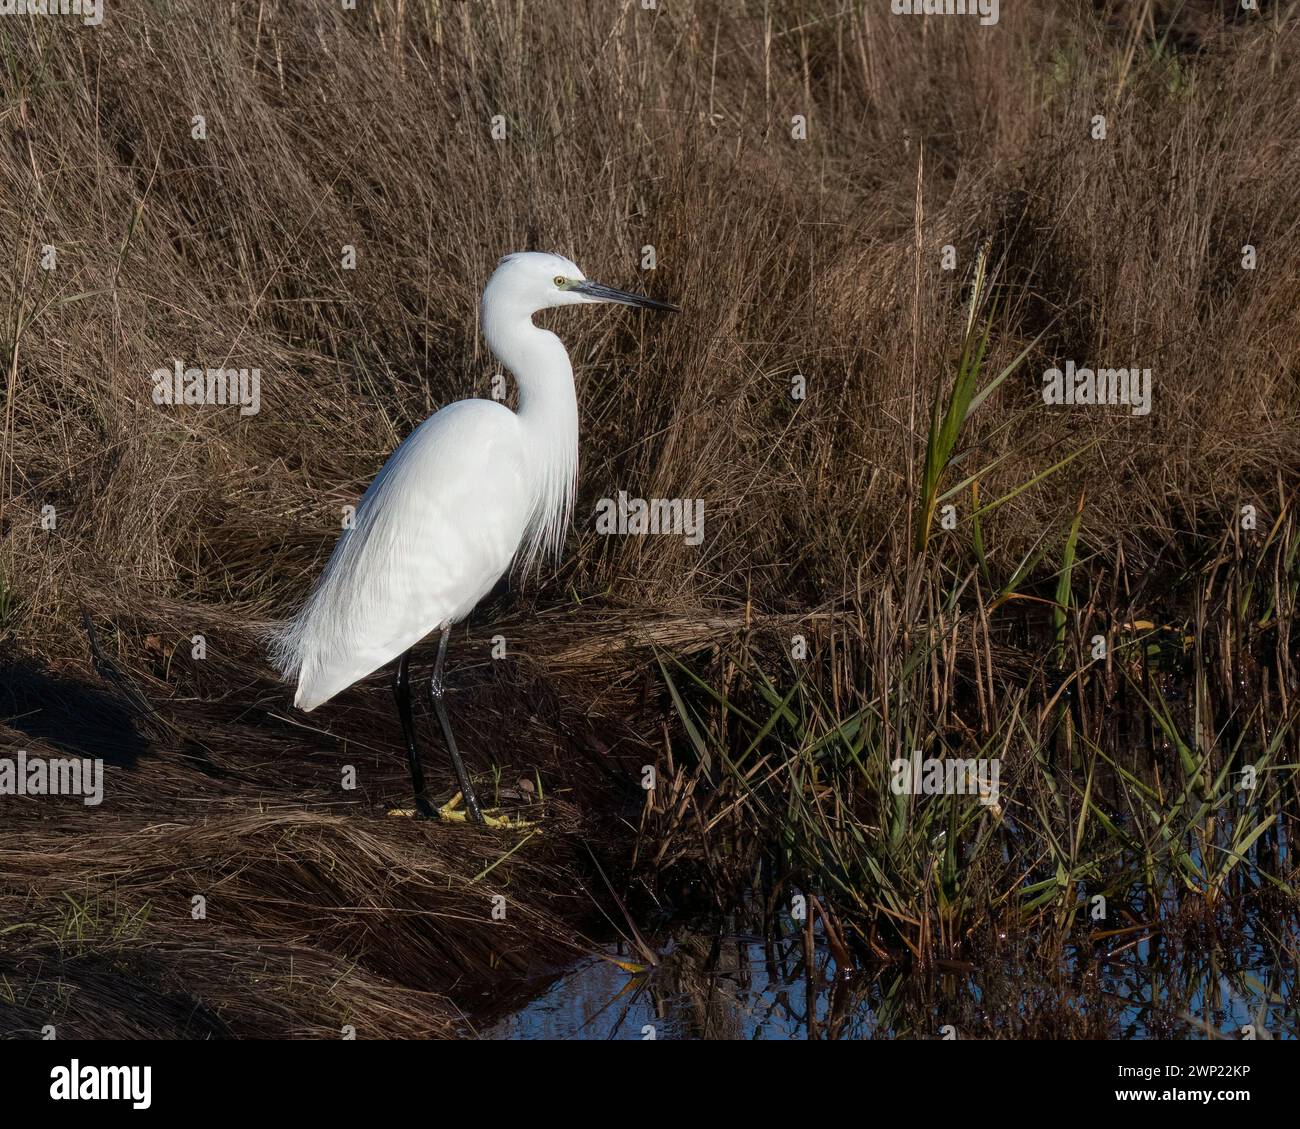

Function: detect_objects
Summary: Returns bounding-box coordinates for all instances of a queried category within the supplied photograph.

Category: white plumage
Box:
[270,250,676,715]
[273,399,532,710]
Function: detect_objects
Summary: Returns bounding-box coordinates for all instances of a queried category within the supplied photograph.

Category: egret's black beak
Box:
[573,280,680,312]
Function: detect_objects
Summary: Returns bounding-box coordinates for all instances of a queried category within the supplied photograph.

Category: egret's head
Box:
[486,250,679,318]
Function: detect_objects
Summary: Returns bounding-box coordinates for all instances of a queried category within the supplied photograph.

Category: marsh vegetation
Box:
[0,0,1296,1038]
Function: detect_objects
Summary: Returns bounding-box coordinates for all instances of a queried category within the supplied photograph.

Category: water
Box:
[486,906,1296,1040]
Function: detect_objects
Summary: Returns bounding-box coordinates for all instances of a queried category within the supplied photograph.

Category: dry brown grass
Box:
[1,0,1298,1036]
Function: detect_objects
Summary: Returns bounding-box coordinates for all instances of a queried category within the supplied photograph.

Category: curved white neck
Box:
[482,303,579,569]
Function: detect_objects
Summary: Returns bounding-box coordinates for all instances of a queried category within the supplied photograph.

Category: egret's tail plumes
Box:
[266,508,398,712]
[263,456,430,714]
[269,502,436,713]
[266,615,305,687]
[266,592,329,711]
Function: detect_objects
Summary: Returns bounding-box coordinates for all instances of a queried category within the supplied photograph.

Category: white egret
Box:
[270,251,678,823]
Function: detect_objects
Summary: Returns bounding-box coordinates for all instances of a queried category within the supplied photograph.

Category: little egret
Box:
[270,251,678,824]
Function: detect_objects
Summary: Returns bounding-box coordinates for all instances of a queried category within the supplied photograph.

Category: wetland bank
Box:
[1,1,1297,1039]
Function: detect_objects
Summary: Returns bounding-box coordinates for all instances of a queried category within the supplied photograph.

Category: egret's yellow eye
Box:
[554,275,567,287]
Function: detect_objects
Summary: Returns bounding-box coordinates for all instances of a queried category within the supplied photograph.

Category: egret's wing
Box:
[273,399,531,711]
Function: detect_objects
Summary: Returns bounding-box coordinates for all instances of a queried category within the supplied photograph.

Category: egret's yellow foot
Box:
[387,793,536,828]
[437,791,538,829]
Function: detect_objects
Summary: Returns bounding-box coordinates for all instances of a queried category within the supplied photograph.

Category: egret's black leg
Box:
[431,627,485,823]
[393,649,434,817]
